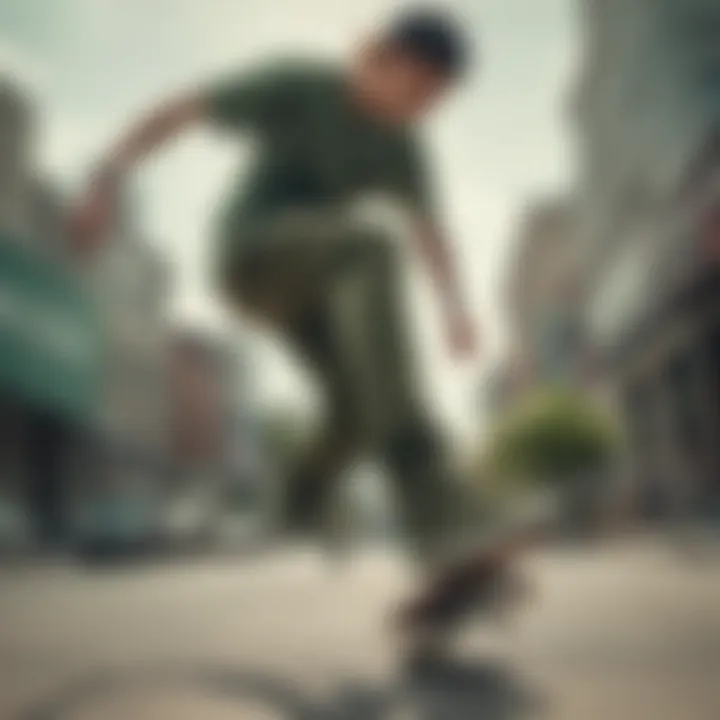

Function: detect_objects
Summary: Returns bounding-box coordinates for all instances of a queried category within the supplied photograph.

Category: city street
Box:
[1,538,720,719]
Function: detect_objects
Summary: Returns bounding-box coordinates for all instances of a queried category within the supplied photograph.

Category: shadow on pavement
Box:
[17,658,543,720]
[401,657,544,719]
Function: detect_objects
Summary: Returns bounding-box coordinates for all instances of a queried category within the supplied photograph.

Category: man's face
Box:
[355,44,453,124]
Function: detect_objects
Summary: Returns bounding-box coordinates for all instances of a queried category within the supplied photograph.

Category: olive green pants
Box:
[218,210,460,567]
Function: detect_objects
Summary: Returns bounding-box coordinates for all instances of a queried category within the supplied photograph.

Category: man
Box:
[73,7,528,641]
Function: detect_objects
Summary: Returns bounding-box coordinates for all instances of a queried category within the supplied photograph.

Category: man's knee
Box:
[384,421,438,469]
[334,224,402,275]
[382,420,447,503]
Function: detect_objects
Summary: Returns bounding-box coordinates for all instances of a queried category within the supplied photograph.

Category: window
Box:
[587,227,654,348]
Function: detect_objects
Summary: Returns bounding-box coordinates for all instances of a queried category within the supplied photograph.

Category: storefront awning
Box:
[0,231,102,422]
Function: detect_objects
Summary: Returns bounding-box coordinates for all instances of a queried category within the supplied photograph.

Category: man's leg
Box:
[279,305,365,537]
[321,226,461,570]
[276,225,461,558]
[321,230,551,649]
[220,213,539,634]
[215,211,368,540]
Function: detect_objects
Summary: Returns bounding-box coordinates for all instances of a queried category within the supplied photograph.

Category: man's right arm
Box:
[70,93,208,258]
[71,62,297,258]
[98,59,293,175]
[100,94,207,176]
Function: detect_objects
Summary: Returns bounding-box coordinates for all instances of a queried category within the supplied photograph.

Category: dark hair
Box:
[386,7,471,79]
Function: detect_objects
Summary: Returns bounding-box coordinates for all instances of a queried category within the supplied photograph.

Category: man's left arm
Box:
[394,137,478,359]
[412,216,477,359]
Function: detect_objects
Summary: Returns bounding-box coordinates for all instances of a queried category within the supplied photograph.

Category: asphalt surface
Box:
[1,538,719,719]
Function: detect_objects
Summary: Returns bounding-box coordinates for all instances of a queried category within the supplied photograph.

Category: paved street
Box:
[1,538,720,719]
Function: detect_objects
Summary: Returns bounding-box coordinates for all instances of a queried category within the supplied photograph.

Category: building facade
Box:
[574,0,720,519]
[490,196,586,415]
[0,78,101,550]
[166,331,275,547]
[0,81,33,241]
[77,199,172,548]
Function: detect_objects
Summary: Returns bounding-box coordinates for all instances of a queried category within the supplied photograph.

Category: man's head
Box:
[352,7,472,125]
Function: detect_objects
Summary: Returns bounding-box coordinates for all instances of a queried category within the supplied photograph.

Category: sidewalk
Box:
[1,538,719,719]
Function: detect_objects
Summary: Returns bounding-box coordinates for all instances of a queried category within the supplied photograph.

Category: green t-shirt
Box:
[206,59,435,246]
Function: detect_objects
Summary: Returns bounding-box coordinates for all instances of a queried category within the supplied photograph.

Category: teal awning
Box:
[0,231,102,422]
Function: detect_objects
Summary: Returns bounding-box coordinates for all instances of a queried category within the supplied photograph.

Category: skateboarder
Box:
[72,6,534,638]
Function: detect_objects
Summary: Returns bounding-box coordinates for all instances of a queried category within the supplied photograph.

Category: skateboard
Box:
[392,523,545,670]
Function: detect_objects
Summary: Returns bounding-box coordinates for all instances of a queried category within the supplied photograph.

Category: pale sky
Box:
[0,0,576,444]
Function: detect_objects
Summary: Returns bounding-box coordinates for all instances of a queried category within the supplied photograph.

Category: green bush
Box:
[485,389,620,488]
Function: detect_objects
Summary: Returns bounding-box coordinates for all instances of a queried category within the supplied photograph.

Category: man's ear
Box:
[357,36,390,70]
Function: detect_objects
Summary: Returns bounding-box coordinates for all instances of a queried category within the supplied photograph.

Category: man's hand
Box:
[68,167,121,262]
[446,306,478,360]
[68,94,206,263]
[411,219,478,361]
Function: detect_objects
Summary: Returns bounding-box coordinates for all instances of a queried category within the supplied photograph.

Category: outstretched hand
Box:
[446,308,479,361]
